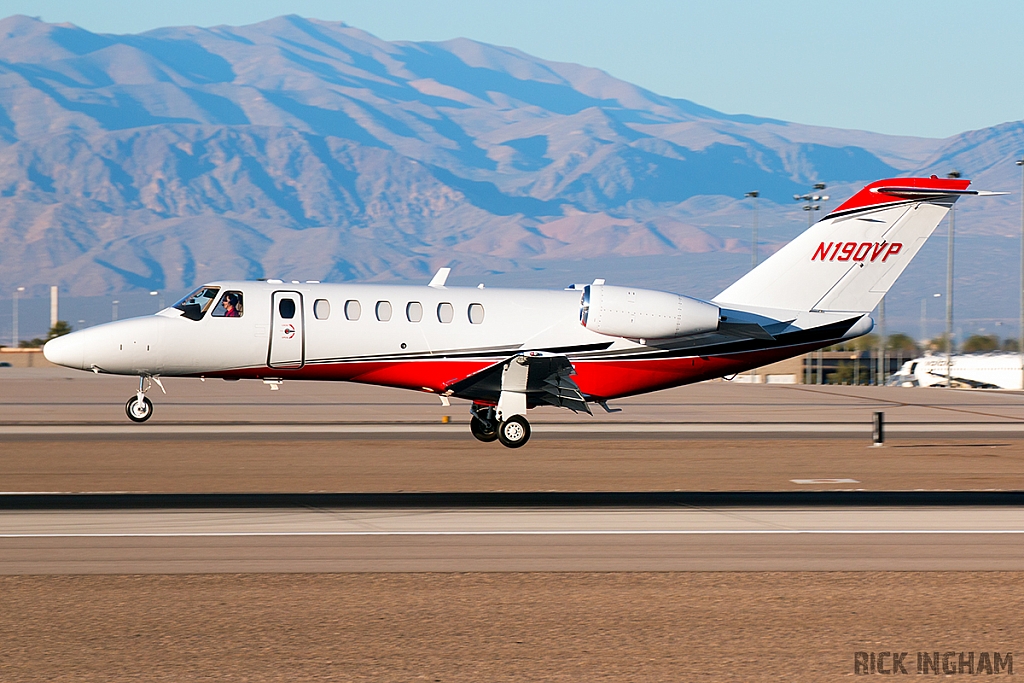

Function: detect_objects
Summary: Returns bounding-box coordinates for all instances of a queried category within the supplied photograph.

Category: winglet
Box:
[428,267,451,288]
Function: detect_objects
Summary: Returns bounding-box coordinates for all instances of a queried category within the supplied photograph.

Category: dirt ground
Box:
[0,572,1019,682]
[2,437,1024,492]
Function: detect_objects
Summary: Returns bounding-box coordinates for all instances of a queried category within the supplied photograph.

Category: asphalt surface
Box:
[4,371,1024,679]
[5,504,1024,573]
[4,370,1024,575]
[5,367,1024,435]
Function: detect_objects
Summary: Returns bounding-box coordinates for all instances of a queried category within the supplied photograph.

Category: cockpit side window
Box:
[173,286,220,321]
[211,291,244,318]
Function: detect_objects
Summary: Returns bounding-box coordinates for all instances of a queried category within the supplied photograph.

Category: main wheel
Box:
[470,416,498,442]
[497,415,531,448]
[125,396,154,423]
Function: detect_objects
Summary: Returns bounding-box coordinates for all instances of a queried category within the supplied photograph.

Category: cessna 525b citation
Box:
[43,176,993,447]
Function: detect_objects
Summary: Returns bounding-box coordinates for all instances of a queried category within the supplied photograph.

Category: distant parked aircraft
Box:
[888,353,1024,389]
[44,176,997,447]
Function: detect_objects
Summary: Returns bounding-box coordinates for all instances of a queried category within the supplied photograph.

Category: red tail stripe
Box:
[827,177,971,217]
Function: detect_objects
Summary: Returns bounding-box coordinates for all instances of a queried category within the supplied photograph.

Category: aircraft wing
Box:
[446,353,592,414]
[926,370,1001,389]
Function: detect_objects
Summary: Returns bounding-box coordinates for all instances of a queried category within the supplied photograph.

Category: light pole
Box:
[795,183,830,384]
[150,290,164,312]
[921,293,941,347]
[945,170,960,387]
[878,295,886,385]
[743,190,761,383]
[745,191,759,268]
[112,300,119,322]
[12,286,24,347]
[1017,157,1024,390]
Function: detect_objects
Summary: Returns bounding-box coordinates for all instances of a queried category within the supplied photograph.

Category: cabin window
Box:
[406,302,423,322]
[468,303,484,324]
[376,301,393,322]
[278,298,296,319]
[173,286,220,321]
[314,299,330,320]
[437,302,454,323]
[344,300,361,321]
[211,291,244,318]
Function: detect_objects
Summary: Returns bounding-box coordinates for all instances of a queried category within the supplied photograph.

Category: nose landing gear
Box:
[126,395,153,422]
[125,375,163,423]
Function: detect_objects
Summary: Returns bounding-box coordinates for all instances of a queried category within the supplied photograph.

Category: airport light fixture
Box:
[12,286,25,347]
[1017,157,1024,389]
[150,290,164,311]
[945,170,961,387]
[745,191,759,268]
[112,300,119,322]
[794,184,829,228]
[813,182,828,215]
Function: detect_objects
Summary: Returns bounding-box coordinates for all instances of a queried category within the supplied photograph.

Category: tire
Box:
[125,396,154,423]
[470,416,498,443]
[497,415,531,448]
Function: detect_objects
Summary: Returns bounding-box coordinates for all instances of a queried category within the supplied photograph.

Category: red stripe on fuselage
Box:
[212,360,494,393]
[207,342,828,401]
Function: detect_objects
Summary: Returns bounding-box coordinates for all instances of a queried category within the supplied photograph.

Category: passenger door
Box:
[268,291,304,369]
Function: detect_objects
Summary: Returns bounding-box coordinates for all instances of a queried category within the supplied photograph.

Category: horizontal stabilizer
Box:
[717,320,776,341]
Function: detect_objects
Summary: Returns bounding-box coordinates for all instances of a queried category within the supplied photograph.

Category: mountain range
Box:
[2,14,1024,334]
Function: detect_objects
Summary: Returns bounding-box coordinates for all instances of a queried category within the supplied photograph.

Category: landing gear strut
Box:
[469,404,531,448]
[470,404,498,442]
[125,375,161,423]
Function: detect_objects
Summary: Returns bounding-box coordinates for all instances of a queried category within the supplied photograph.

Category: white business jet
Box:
[44,176,989,447]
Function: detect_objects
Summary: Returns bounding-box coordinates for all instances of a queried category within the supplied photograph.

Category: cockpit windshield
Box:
[173,286,221,321]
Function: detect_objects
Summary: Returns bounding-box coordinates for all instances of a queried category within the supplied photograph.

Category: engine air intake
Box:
[580,284,720,340]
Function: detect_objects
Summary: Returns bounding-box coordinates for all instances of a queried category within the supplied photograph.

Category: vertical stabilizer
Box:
[713,177,973,314]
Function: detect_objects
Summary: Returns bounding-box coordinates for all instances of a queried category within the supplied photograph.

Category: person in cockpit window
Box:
[218,292,242,317]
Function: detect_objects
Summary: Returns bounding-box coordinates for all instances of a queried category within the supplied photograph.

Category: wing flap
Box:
[446,352,592,414]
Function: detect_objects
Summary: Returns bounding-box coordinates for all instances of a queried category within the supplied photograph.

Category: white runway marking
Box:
[790,478,860,484]
[7,507,1024,572]
[4,529,1024,538]
[5,507,1024,537]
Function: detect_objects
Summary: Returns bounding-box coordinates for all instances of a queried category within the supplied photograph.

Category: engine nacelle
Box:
[580,284,720,340]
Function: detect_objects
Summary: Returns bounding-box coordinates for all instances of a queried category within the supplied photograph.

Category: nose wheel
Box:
[126,395,154,423]
[125,375,162,423]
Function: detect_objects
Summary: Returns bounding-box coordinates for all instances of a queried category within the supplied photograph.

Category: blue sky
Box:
[2,0,1022,139]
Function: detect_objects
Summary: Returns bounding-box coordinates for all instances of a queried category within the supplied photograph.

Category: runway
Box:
[6,503,1024,573]
[5,367,1024,437]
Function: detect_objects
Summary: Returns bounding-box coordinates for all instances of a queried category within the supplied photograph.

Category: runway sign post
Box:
[873,411,885,447]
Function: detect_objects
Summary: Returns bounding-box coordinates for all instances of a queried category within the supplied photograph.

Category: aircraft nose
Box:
[43,332,85,370]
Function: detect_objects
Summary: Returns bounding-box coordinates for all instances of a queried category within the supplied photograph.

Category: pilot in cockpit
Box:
[215,292,243,318]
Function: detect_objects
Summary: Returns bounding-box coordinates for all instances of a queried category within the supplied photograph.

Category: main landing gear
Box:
[470,404,531,448]
[125,375,163,423]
